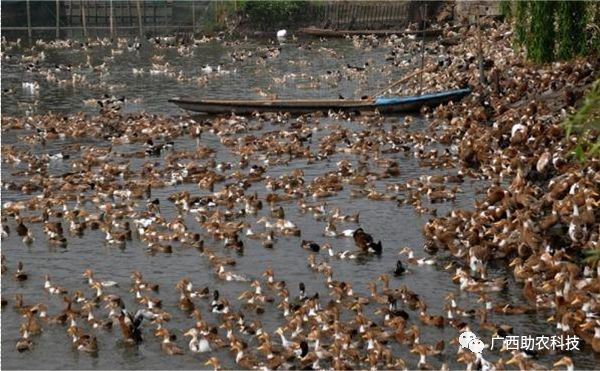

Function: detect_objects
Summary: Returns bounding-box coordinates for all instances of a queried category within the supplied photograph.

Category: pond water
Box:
[1,36,598,369]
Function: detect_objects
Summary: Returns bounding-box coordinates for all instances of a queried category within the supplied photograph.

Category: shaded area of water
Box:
[2,37,598,369]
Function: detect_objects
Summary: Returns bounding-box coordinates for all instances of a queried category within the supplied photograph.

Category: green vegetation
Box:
[556,1,587,60]
[241,0,310,30]
[200,1,243,33]
[506,1,599,63]
[513,1,528,47]
[563,78,600,163]
[499,0,511,19]
[584,248,600,268]
[527,1,555,63]
[201,0,316,32]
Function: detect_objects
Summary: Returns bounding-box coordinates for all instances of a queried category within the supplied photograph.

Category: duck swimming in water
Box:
[352,228,382,255]
[183,328,211,353]
[14,261,28,281]
[301,240,320,252]
[394,260,406,276]
[16,323,33,352]
[113,306,150,344]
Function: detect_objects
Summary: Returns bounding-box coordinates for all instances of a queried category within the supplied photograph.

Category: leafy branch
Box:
[563,77,600,162]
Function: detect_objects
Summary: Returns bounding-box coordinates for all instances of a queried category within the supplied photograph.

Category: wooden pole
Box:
[81,0,88,38]
[56,0,60,38]
[109,0,114,38]
[136,0,143,38]
[26,0,32,44]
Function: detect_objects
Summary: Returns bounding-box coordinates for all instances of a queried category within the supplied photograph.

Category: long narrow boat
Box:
[169,88,471,115]
[298,25,462,38]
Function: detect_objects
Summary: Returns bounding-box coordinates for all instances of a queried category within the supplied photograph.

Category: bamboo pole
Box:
[81,0,87,38]
[418,5,427,95]
[56,0,60,38]
[136,0,143,38]
[127,1,132,30]
[477,5,486,85]
[67,0,70,26]
[192,1,196,33]
[26,0,32,43]
[371,66,433,98]
[109,0,114,38]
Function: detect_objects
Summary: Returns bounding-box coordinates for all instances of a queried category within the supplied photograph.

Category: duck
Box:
[183,328,211,353]
[177,292,195,312]
[262,269,286,290]
[215,265,248,282]
[367,282,389,305]
[382,297,410,320]
[34,303,68,325]
[83,269,118,287]
[506,351,546,370]
[554,356,575,371]
[204,357,222,371]
[275,327,300,351]
[352,228,382,254]
[301,240,320,252]
[410,344,434,370]
[114,307,145,344]
[14,261,28,281]
[394,260,406,276]
[23,310,42,335]
[44,275,68,295]
[231,342,260,369]
[211,290,231,314]
[276,29,287,39]
[16,323,33,352]
[399,247,434,265]
[67,326,99,353]
[22,81,40,92]
[130,271,159,292]
[81,303,112,330]
[330,208,360,223]
[323,243,358,259]
[156,328,184,355]
[418,301,445,328]
[323,220,341,237]
[14,294,34,314]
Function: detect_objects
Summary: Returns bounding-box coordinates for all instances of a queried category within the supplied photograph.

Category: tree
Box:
[527,1,556,63]
[556,1,587,59]
[513,0,528,47]
[507,1,595,63]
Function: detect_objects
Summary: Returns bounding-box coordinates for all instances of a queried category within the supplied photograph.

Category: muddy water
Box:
[1,37,598,369]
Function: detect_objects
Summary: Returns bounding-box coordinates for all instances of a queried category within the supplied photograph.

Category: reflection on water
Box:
[1,37,598,370]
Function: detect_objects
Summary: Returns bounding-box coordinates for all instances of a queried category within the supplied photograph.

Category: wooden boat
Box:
[169,88,471,115]
[298,25,462,38]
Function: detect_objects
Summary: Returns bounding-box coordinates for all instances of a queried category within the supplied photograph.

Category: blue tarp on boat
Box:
[375,88,472,107]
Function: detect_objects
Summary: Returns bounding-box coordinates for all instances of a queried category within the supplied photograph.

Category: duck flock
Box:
[2,18,600,370]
